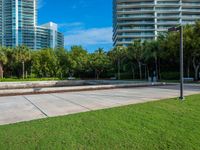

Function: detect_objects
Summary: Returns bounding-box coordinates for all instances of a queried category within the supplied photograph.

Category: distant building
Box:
[0,0,64,49]
[36,22,64,49]
[113,0,200,47]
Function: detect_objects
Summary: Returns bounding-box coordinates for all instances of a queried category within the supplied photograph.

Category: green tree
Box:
[68,46,88,77]
[143,39,163,80]
[55,48,70,78]
[164,21,200,80]
[32,49,59,77]
[109,46,127,80]
[183,25,194,78]
[191,21,200,80]
[127,40,144,80]
[90,48,111,79]
[142,41,151,79]
[3,48,15,77]
[15,46,31,79]
[0,47,8,78]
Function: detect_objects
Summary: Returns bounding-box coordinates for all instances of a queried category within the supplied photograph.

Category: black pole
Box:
[180,26,184,100]
[168,26,185,100]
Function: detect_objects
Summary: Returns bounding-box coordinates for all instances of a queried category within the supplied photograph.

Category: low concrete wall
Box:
[0,80,149,90]
[0,82,167,97]
[0,80,86,90]
[86,80,144,85]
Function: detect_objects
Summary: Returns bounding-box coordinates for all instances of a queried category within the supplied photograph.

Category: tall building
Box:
[113,0,200,47]
[36,22,64,49]
[0,0,64,49]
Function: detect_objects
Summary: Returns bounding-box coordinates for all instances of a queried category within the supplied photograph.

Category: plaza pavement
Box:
[0,84,199,125]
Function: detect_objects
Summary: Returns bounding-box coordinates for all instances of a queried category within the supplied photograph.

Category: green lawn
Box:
[0,95,200,150]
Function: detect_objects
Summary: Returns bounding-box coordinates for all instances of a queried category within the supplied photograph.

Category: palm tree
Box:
[109,46,127,80]
[190,21,200,81]
[15,46,31,79]
[0,47,8,79]
[90,48,110,80]
[127,40,144,80]
[143,40,159,80]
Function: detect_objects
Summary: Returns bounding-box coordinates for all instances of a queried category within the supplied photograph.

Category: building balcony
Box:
[117,16,155,20]
[117,4,155,9]
[118,21,155,26]
[117,10,154,14]
[157,21,180,25]
[117,29,155,33]
[182,3,200,7]
[156,9,180,12]
[157,15,181,19]
[157,3,180,5]
[118,34,155,38]
[182,15,200,20]
[182,9,200,12]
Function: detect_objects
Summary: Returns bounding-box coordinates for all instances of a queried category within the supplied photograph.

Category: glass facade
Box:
[0,0,64,49]
[113,0,200,47]
[0,0,2,45]
[36,22,64,50]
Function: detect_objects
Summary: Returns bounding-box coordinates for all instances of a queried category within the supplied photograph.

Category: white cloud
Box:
[58,22,113,50]
[38,0,46,9]
[64,27,113,46]
[59,22,84,28]
[71,0,89,9]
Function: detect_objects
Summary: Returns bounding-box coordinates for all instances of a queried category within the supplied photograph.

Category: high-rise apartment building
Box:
[113,0,200,47]
[36,22,64,49]
[0,0,64,49]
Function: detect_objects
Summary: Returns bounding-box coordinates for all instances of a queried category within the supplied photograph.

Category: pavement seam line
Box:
[23,96,48,117]
[50,94,92,111]
[75,93,149,102]
[74,93,126,105]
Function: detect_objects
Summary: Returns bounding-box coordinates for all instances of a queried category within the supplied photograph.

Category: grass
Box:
[0,95,200,150]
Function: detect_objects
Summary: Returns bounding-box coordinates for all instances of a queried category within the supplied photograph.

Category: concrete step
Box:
[0,82,167,97]
[0,80,86,90]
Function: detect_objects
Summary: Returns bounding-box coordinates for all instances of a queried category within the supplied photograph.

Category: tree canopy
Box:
[1,21,200,81]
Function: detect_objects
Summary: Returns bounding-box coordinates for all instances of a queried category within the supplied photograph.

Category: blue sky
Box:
[38,0,113,52]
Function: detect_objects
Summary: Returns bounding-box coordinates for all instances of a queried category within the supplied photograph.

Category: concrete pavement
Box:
[0,84,199,125]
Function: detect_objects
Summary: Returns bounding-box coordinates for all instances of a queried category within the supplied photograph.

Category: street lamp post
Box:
[168,26,184,100]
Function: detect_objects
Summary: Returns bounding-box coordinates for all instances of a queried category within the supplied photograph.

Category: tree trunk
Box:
[193,58,200,81]
[158,58,161,80]
[0,62,4,79]
[155,57,158,80]
[96,70,100,80]
[144,65,147,80]
[97,74,99,80]
[195,67,199,81]
[118,59,120,80]
[147,65,150,79]
[22,61,25,79]
[131,63,135,80]
[138,61,142,80]
[187,59,190,78]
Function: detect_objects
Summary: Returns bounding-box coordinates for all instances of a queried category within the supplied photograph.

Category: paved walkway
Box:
[0,84,199,125]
